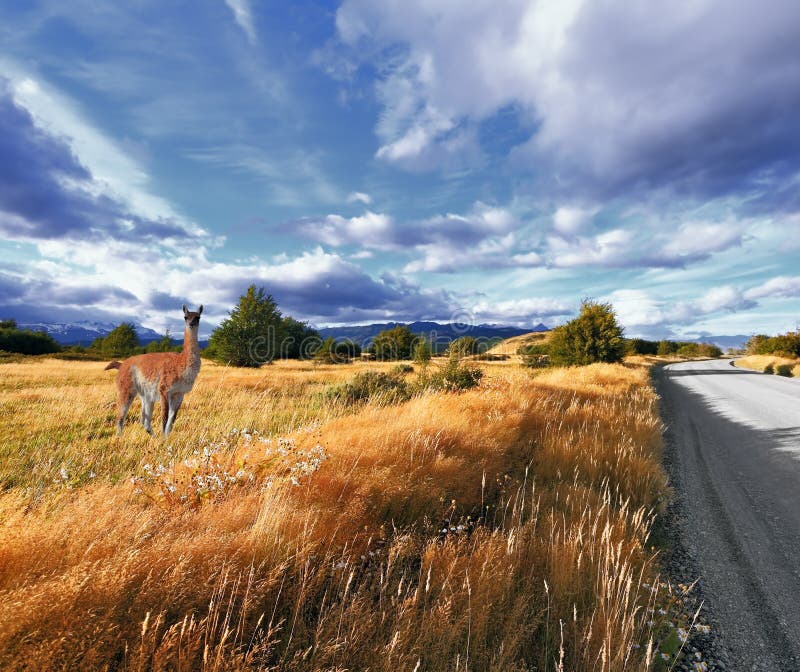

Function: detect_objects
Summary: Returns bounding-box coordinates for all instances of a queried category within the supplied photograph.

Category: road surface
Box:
[655,359,800,670]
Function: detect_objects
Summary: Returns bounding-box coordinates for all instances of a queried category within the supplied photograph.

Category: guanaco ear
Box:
[197,305,203,315]
[182,304,188,316]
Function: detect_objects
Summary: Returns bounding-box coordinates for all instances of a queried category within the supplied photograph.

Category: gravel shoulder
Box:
[654,360,800,671]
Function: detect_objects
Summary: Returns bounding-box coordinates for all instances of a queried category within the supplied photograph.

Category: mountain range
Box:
[316,321,549,349]
[18,321,165,346]
[17,319,749,351]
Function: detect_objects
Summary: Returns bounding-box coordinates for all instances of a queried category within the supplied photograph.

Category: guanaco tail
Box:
[105,305,202,437]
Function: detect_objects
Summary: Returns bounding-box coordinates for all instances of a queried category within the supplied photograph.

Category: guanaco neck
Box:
[181,324,201,367]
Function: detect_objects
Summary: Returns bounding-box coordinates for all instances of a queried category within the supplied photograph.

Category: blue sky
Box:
[1,0,799,338]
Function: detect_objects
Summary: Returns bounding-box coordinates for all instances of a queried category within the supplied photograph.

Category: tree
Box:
[448,336,481,356]
[96,323,140,358]
[413,336,432,367]
[145,329,177,353]
[0,322,60,355]
[657,339,678,356]
[548,300,625,366]
[207,285,285,367]
[281,317,321,359]
[625,338,658,355]
[369,325,416,360]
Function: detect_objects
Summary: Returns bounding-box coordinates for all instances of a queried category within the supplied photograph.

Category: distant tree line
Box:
[0,319,61,355]
[745,331,800,358]
[624,338,722,358]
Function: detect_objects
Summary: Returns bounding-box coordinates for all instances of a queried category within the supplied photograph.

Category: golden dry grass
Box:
[485,330,552,358]
[0,356,672,671]
[734,354,800,376]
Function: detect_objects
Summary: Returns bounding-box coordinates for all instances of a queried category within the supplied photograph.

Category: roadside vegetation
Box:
[2,295,726,670]
[734,331,800,377]
[0,350,690,670]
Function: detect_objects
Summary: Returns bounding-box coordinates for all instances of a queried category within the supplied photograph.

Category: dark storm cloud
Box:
[0,268,139,322]
[0,78,198,243]
[524,0,800,202]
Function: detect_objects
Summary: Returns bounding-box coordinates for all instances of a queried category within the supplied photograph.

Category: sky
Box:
[1,0,799,339]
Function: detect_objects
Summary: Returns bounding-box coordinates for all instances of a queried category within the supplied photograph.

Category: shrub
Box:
[145,330,179,353]
[775,363,793,377]
[90,323,140,358]
[369,325,416,360]
[676,343,699,357]
[764,363,775,374]
[418,352,483,392]
[327,370,411,405]
[282,317,321,359]
[548,300,625,367]
[391,363,414,375]
[657,340,678,356]
[746,331,800,357]
[519,341,552,368]
[448,336,483,357]
[625,338,659,355]
[0,325,61,355]
[412,336,432,367]
[207,285,286,366]
[314,337,357,364]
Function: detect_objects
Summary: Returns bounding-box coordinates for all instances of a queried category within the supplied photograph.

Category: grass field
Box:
[0,355,680,670]
[734,354,800,377]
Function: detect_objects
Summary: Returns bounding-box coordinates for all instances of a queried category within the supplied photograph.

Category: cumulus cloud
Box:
[553,206,597,237]
[548,220,745,269]
[745,276,800,300]
[610,284,759,335]
[296,202,543,272]
[469,297,573,327]
[335,0,800,200]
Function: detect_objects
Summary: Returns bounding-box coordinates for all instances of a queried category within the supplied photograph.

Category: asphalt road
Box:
[655,359,800,671]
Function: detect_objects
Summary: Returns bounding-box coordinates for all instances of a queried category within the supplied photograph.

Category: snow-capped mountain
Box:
[18,321,164,345]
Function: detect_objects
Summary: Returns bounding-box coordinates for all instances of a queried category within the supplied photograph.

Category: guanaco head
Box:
[182,304,203,328]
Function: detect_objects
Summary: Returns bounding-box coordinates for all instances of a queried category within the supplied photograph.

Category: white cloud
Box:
[553,206,596,236]
[224,0,257,44]
[346,191,372,204]
[334,0,800,200]
[609,284,758,334]
[469,297,573,327]
[745,276,800,300]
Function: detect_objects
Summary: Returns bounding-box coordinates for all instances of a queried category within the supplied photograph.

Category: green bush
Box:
[417,353,483,392]
[91,323,141,358]
[625,338,659,355]
[412,336,432,367]
[448,336,483,356]
[369,325,416,360]
[314,337,359,364]
[764,363,775,374]
[0,326,61,355]
[391,363,414,375]
[548,300,625,366]
[145,330,180,353]
[775,363,793,377]
[327,371,411,405]
[746,332,800,357]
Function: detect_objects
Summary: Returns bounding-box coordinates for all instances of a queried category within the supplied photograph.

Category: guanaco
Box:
[105,305,202,437]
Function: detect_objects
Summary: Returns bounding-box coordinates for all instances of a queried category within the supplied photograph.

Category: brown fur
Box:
[106,306,202,436]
